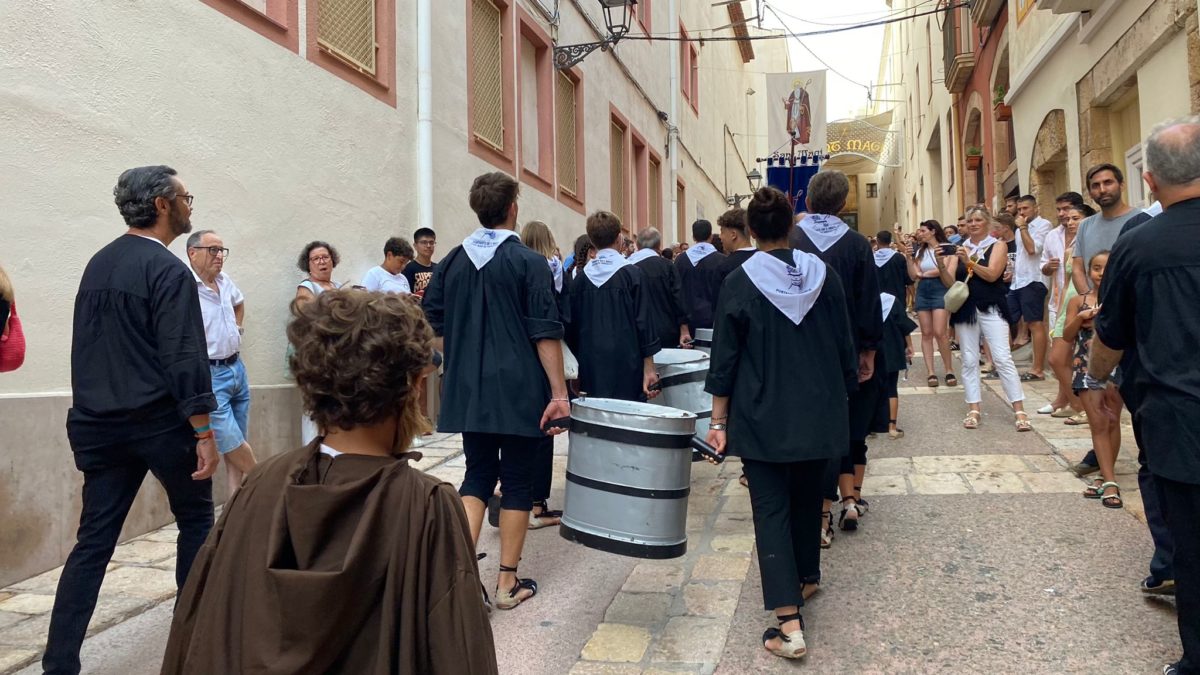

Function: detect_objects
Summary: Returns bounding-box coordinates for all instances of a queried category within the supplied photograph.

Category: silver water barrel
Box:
[560,398,697,559]
[653,349,712,438]
[693,328,713,354]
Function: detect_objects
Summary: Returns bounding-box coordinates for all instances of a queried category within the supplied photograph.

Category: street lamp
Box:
[726,168,765,206]
[554,0,638,70]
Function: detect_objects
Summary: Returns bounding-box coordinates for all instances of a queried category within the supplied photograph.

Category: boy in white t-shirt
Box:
[362,237,414,294]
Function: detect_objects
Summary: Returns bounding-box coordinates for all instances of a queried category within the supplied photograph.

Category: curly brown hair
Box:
[287,289,433,443]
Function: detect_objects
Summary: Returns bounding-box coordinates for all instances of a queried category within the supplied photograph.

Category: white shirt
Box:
[1011,216,1052,291]
[361,265,411,294]
[193,271,244,360]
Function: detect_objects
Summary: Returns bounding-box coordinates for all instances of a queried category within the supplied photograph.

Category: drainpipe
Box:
[668,0,680,244]
[417,0,433,233]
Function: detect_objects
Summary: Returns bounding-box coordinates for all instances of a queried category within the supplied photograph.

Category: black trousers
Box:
[44,426,213,675]
[1133,416,1174,582]
[1160,476,1200,674]
[532,435,554,503]
[459,432,539,511]
[742,458,827,609]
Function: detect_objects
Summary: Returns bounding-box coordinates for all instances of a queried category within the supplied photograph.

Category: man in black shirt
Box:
[674,219,726,330]
[1093,118,1200,675]
[627,227,690,350]
[403,226,438,300]
[718,206,757,273]
[45,166,218,675]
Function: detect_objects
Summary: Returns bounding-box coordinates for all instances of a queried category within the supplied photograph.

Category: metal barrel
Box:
[652,349,713,438]
[560,398,697,559]
[693,328,713,354]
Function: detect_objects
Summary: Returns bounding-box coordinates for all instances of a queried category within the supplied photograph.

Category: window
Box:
[306,0,396,105]
[866,183,879,198]
[556,70,584,207]
[676,179,687,243]
[518,13,554,194]
[631,133,650,231]
[467,0,515,170]
[680,24,691,102]
[611,119,628,226]
[648,156,662,230]
[200,0,299,52]
[633,0,651,32]
[688,43,699,113]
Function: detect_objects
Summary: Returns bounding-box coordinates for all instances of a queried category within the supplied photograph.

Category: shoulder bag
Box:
[0,303,26,372]
[943,244,992,314]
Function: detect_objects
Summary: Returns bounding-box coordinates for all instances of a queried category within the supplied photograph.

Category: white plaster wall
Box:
[0,0,418,395]
[1137,30,1192,137]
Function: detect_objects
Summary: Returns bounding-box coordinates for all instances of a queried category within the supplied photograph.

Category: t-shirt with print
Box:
[403,260,437,300]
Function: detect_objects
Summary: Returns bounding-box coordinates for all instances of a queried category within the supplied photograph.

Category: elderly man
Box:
[1092,117,1200,675]
[627,227,690,350]
[187,230,256,494]
[46,166,217,674]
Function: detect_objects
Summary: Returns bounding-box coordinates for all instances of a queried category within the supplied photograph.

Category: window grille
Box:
[610,122,627,225]
[472,0,505,150]
[556,73,578,195]
[648,158,661,229]
[317,0,377,75]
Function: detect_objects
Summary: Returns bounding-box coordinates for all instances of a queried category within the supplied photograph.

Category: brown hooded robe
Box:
[161,442,498,674]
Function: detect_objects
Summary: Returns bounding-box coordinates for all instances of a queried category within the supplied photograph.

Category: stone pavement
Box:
[0,345,1180,674]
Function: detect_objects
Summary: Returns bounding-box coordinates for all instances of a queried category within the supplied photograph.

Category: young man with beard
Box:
[789,169,883,553]
[1072,164,1145,295]
[45,166,218,674]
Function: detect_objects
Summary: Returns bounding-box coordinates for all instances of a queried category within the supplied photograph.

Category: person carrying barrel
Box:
[704,186,857,662]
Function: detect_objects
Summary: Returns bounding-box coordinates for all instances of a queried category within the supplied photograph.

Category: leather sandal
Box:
[1014,412,1033,432]
[1100,482,1123,509]
[494,564,537,610]
[963,410,981,429]
[927,375,939,388]
[763,612,807,659]
[528,500,562,530]
[888,418,904,440]
[819,511,834,549]
[838,498,859,532]
[853,487,868,516]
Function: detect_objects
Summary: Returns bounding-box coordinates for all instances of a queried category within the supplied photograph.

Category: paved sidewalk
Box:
[0,345,1177,674]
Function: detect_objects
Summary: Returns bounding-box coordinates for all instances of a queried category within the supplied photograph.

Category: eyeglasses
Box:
[309,255,332,263]
[178,193,194,207]
[191,246,229,257]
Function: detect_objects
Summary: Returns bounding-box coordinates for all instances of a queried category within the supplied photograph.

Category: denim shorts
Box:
[915,278,946,311]
[210,359,250,454]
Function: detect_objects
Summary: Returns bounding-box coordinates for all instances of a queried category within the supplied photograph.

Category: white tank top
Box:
[917,249,938,274]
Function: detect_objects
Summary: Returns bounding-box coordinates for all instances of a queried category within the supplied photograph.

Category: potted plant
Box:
[993,85,1012,122]
[965,146,983,170]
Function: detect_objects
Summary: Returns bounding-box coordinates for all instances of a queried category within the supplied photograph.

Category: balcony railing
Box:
[942,6,974,94]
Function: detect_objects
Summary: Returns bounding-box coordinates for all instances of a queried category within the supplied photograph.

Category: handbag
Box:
[943,244,991,314]
[0,302,26,372]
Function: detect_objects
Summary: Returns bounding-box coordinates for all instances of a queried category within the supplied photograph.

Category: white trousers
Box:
[957,308,1026,406]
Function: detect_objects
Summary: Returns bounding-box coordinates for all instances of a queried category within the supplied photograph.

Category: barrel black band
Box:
[659,369,708,388]
[560,523,688,560]
[695,411,712,419]
[566,471,690,500]
[570,418,693,449]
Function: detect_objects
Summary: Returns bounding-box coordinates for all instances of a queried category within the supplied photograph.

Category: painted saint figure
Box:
[783,78,812,145]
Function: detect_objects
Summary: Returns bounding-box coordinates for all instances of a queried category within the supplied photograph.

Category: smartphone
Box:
[939,243,957,256]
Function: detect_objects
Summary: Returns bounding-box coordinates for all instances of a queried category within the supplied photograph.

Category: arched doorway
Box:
[1029,109,1068,219]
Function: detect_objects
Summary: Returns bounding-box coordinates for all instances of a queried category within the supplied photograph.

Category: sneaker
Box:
[1141,576,1176,596]
[1037,404,1055,415]
[1162,663,1180,675]
[1070,461,1100,478]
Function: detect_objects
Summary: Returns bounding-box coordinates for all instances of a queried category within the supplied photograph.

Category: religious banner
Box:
[766,161,821,214]
[766,70,827,154]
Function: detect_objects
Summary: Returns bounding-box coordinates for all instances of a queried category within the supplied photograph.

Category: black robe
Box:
[721,248,758,276]
[790,225,885,438]
[674,248,726,330]
[875,251,917,375]
[161,443,498,675]
[423,238,563,438]
[633,254,689,350]
[704,250,857,462]
[565,264,660,401]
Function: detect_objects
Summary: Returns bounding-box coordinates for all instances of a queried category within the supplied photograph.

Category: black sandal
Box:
[820,511,833,549]
[763,612,807,659]
[486,494,501,528]
[838,498,859,532]
[528,500,562,530]
[927,374,939,388]
[853,486,869,515]
[495,564,538,610]
[945,373,958,387]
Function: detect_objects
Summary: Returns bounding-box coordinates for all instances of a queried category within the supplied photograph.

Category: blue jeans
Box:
[43,426,213,674]
[210,359,250,454]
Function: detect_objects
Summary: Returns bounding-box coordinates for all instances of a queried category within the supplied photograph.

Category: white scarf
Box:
[685,242,717,265]
[742,250,828,325]
[963,235,998,259]
[627,247,659,265]
[548,255,563,293]
[462,227,519,270]
[797,213,851,252]
[880,292,896,322]
[873,248,897,267]
[584,248,632,287]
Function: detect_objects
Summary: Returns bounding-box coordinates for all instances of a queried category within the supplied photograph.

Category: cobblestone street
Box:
[0,347,1181,674]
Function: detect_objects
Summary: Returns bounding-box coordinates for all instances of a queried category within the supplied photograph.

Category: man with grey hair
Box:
[187,229,256,495]
[46,166,217,674]
[1093,117,1200,675]
[790,169,883,554]
[629,227,691,349]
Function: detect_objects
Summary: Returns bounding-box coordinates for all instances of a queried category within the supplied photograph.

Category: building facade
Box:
[0,0,785,585]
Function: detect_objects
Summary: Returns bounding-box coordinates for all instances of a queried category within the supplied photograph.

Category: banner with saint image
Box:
[766,70,827,154]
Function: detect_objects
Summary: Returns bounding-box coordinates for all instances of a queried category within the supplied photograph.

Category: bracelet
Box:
[192,424,211,434]
[711,416,728,423]
[194,430,215,440]
[709,423,727,431]
[551,397,569,402]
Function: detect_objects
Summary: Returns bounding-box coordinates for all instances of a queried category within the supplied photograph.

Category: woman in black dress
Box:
[705,187,857,661]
